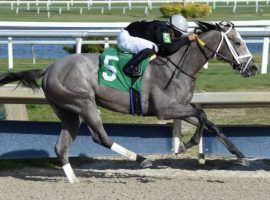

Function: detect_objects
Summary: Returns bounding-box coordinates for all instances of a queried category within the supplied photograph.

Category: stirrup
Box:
[123,64,142,77]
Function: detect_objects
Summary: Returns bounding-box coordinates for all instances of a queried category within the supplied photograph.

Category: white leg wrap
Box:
[63,163,78,183]
[111,143,137,161]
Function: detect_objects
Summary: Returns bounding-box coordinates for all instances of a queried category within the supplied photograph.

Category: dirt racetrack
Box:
[0,155,270,200]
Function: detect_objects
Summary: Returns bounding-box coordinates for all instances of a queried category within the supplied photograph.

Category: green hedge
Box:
[160,3,211,18]
[159,3,183,18]
[63,36,117,54]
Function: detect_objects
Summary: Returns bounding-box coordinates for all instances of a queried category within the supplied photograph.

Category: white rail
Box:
[0,0,269,4]
[0,21,270,73]
[2,20,270,29]
[1,85,270,107]
[1,85,270,154]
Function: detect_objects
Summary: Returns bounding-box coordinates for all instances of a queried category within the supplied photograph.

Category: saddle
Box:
[98,47,152,92]
[98,47,154,116]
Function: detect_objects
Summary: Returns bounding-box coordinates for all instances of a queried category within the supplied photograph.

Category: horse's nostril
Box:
[252,65,258,71]
[249,62,258,70]
[241,68,249,75]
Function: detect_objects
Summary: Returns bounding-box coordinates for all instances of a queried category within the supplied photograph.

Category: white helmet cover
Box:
[167,15,188,35]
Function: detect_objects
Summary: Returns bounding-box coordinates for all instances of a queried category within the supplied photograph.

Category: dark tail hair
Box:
[0,69,46,91]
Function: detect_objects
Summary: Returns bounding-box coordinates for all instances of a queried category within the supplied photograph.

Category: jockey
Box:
[117,14,198,77]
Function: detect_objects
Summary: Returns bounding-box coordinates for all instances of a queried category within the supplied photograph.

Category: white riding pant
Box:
[117,30,158,54]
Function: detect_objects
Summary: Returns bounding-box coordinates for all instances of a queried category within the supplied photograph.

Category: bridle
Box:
[196,25,253,73]
[163,23,253,89]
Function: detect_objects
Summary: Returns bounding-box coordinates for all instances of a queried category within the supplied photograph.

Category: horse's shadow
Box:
[0,156,269,182]
[77,156,270,171]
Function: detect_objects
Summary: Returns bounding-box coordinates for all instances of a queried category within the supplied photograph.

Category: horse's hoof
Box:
[198,153,206,165]
[178,144,186,154]
[72,178,80,184]
[237,158,249,166]
[140,159,152,168]
[199,158,205,165]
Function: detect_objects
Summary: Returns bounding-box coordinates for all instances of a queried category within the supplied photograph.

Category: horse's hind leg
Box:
[183,117,248,166]
[205,120,248,166]
[81,103,152,168]
[50,102,82,183]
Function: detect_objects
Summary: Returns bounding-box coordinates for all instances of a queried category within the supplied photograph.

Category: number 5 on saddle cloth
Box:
[99,47,155,115]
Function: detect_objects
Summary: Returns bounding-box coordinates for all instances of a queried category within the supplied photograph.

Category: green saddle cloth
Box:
[98,47,150,92]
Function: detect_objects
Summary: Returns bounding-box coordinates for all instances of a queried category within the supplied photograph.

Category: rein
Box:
[163,42,195,90]
[196,35,239,66]
[196,36,237,64]
[196,27,253,72]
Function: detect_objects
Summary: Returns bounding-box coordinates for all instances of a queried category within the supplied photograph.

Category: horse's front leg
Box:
[183,117,249,166]
[156,104,207,151]
[182,108,207,150]
[173,119,186,154]
[205,120,248,166]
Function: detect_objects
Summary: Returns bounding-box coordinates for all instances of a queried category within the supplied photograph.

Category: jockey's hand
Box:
[188,33,198,41]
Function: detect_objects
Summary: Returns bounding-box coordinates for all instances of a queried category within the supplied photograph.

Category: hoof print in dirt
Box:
[236,158,250,166]
[140,159,153,168]
[178,144,186,154]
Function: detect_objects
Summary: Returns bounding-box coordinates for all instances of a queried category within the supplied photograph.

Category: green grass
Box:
[0,2,270,22]
[197,63,270,92]
[0,3,163,22]
[203,2,270,21]
[0,58,55,72]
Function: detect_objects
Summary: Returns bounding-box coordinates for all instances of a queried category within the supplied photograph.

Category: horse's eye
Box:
[235,42,241,46]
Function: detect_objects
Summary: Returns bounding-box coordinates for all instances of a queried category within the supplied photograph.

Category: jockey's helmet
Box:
[167,15,188,36]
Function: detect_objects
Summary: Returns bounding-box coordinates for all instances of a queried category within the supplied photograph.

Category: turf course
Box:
[0,1,270,21]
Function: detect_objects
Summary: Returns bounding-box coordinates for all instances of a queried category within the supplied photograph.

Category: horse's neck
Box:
[149,55,196,92]
[146,31,221,94]
[174,30,221,77]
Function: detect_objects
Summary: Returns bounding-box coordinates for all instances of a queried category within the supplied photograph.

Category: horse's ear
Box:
[219,21,235,29]
[195,20,218,32]
[215,22,222,30]
[195,20,208,32]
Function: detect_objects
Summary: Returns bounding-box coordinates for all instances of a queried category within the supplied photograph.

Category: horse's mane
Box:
[194,20,235,35]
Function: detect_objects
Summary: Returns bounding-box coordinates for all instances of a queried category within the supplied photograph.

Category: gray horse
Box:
[0,21,257,183]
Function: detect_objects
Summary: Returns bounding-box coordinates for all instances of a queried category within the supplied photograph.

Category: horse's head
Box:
[196,21,258,77]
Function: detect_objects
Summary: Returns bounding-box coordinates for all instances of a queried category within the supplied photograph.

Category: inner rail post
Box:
[261,37,269,74]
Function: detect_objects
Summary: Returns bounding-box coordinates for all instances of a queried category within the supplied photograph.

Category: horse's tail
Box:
[0,69,46,91]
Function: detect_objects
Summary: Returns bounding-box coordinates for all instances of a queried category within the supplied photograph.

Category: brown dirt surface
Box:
[0,155,270,200]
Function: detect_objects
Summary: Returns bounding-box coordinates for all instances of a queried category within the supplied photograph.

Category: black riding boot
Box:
[123,48,155,77]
